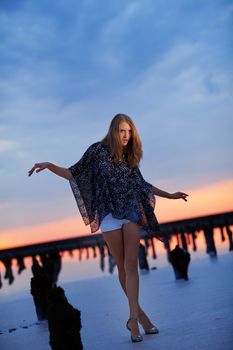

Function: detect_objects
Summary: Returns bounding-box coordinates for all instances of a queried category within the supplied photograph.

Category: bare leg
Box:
[117,269,155,330]
[103,227,139,337]
[122,222,140,317]
[103,227,155,335]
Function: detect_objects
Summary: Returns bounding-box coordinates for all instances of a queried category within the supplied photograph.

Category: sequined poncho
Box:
[68,141,164,242]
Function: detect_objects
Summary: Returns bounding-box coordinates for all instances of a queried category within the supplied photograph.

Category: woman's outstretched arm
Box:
[152,185,189,202]
[28,162,72,180]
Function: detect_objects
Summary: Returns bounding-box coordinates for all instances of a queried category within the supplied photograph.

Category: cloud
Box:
[0,139,18,152]
[0,0,232,236]
[0,201,12,209]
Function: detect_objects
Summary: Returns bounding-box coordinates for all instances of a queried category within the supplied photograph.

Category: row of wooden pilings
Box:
[0,211,232,288]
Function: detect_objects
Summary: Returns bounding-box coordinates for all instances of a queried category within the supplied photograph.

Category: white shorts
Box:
[100,212,139,233]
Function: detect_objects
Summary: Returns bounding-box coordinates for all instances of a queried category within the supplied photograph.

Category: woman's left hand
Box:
[170,192,189,201]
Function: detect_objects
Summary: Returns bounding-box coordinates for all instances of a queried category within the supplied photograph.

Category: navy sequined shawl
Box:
[68,142,164,242]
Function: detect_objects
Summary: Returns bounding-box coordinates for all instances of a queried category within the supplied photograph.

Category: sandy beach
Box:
[0,252,233,350]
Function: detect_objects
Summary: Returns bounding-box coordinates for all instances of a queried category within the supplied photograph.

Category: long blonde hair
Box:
[102,113,142,168]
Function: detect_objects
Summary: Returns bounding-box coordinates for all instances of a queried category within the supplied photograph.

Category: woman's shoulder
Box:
[87,141,110,154]
[96,141,111,153]
[86,141,102,152]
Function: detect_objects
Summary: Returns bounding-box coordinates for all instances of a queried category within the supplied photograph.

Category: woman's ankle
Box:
[129,315,138,321]
[138,308,145,318]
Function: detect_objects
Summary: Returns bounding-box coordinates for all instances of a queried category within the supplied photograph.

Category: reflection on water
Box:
[0,222,232,301]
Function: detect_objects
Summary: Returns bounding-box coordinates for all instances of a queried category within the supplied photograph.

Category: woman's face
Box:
[118,121,132,146]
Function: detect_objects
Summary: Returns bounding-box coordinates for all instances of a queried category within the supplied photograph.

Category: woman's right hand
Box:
[28,162,50,176]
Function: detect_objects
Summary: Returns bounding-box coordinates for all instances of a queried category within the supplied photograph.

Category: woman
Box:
[28,113,188,343]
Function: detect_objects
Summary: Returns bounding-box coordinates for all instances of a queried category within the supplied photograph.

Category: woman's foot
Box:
[138,311,159,334]
[126,318,143,342]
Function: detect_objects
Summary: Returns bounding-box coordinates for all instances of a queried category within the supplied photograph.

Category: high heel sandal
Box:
[144,325,159,335]
[138,313,159,335]
[126,317,143,343]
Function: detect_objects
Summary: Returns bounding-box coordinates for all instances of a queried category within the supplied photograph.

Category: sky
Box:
[0,0,233,248]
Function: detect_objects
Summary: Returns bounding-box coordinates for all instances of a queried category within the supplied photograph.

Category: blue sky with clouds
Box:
[0,0,232,232]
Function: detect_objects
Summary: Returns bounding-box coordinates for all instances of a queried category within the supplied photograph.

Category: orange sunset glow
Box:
[156,178,233,223]
[1,178,232,250]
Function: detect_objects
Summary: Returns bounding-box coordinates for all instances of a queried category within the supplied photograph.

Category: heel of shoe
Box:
[145,326,159,334]
[126,318,143,343]
[130,334,143,343]
[138,312,159,335]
